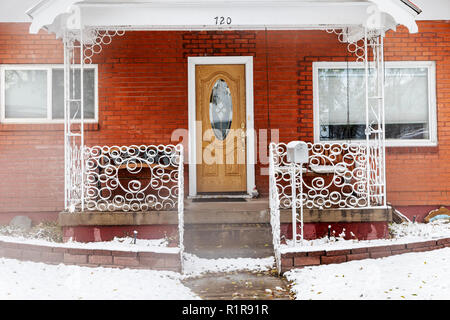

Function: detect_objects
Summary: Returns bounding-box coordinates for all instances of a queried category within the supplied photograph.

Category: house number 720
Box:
[214,16,232,25]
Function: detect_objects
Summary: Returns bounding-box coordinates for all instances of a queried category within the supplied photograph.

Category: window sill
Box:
[0,122,100,132]
[386,145,439,154]
[315,139,439,153]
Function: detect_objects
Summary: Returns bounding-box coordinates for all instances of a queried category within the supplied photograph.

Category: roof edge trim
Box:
[400,0,423,15]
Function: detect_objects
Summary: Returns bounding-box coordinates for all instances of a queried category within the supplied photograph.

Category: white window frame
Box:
[313,61,437,147]
[0,64,98,124]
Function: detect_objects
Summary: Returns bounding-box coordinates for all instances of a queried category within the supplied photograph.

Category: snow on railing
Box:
[269,141,385,272]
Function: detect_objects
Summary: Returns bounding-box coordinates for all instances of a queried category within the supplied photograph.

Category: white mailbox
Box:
[287,141,309,164]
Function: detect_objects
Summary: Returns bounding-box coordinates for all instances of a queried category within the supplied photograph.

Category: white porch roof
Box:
[27,0,420,38]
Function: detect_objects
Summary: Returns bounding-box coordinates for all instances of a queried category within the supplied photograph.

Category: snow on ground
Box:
[0,257,199,300]
[183,253,275,277]
[390,220,450,239]
[285,247,450,300]
[281,220,450,253]
[0,235,179,254]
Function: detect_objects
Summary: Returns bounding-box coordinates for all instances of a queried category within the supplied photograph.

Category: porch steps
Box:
[184,223,274,259]
[184,199,274,259]
[183,198,393,258]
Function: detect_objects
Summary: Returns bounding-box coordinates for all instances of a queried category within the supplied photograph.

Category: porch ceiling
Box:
[27,0,419,38]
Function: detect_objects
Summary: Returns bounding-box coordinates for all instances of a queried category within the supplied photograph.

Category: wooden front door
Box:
[196,64,247,193]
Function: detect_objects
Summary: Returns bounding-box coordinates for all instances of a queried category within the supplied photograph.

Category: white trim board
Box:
[27,0,420,35]
[188,56,255,197]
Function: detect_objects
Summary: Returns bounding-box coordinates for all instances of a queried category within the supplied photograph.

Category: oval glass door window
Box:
[209,79,233,140]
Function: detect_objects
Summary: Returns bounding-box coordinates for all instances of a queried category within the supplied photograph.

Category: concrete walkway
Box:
[183,199,292,300]
[183,270,292,300]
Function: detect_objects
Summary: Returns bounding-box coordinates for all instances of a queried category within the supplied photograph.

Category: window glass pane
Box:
[209,79,233,140]
[4,70,47,119]
[52,69,95,119]
[318,66,430,141]
[318,68,367,140]
[385,68,429,140]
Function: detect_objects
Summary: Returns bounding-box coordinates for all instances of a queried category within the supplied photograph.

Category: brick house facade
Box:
[0,6,449,225]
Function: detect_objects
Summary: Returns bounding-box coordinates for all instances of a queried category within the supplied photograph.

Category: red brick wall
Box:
[0,23,64,222]
[384,22,450,207]
[0,21,449,222]
[0,239,181,272]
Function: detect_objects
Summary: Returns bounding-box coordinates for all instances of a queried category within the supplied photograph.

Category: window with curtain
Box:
[314,61,436,146]
[1,65,97,123]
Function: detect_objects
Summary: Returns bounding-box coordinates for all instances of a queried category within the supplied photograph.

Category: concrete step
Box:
[184,198,270,225]
[184,223,274,259]
[185,223,273,246]
[186,244,274,259]
[184,199,274,258]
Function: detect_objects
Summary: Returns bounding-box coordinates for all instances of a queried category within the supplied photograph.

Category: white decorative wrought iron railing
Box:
[269,141,386,208]
[67,143,184,213]
[271,142,383,210]
[82,144,183,212]
[66,143,185,267]
[269,141,386,272]
[177,146,185,272]
[66,143,185,268]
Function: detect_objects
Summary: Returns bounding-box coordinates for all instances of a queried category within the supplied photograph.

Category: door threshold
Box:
[187,194,253,200]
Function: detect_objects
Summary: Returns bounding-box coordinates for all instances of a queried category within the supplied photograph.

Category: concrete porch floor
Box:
[59,198,392,226]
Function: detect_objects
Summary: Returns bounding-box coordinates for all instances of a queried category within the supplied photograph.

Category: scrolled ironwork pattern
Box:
[67,143,84,213]
[269,141,385,262]
[83,28,126,64]
[326,28,366,62]
[270,142,378,210]
[83,144,183,212]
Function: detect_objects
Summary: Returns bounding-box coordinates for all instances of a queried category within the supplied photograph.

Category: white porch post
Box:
[63,27,86,212]
[79,15,85,212]
[63,32,69,211]
[364,27,371,207]
[381,35,387,207]
[364,28,387,208]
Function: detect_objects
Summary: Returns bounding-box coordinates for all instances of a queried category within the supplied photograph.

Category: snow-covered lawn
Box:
[183,253,275,277]
[0,253,276,299]
[0,258,199,300]
[285,247,450,300]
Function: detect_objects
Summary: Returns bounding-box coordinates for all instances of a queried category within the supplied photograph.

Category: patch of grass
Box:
[0,221,63,243]
[29,221,63,242]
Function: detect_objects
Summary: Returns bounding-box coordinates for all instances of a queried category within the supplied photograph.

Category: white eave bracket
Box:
[369,0,419,33]
[27,0,80,35]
